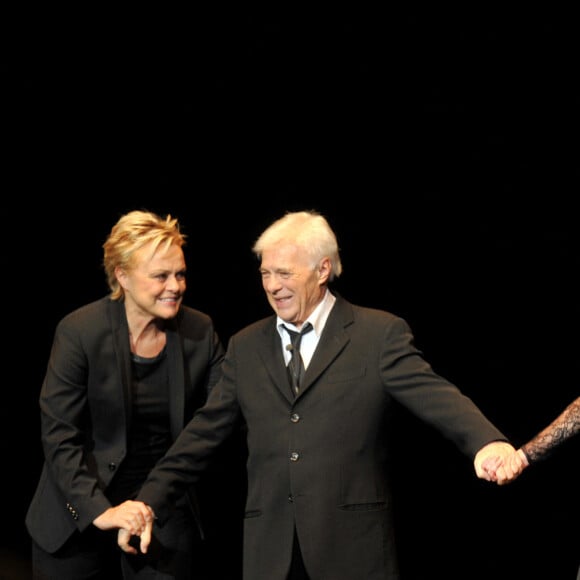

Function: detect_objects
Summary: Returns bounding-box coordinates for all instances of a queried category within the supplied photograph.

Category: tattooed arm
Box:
[483,396,580,482]
[520,396,580,464]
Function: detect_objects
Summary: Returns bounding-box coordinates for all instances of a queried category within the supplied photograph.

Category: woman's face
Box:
[116,241,186,320]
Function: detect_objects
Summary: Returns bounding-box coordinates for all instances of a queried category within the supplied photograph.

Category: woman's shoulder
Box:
[59,295,116,326]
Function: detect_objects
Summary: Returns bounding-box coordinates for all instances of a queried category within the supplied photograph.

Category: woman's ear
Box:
[115,266,129,290]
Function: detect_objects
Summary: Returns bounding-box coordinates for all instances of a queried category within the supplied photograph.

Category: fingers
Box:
[118,528,138,555]
[94,500,154,535]
[140,519,153,554]
[100,501,155,556]
[475,462,494,481]
[474,441,520,484]
[474,447,502,481]
[480,455,502,481]
[476,446,529,486]
[117,501,150,535]
[492,463,512,486]
[117,517,154,555]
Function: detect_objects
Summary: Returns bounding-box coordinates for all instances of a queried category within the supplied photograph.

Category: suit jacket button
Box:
[108,462,117,472]
[290,452,299,461]
[290,413,300,423]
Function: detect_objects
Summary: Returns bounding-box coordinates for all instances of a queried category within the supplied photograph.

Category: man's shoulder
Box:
[236,314,276,337]
[333,294,400,325]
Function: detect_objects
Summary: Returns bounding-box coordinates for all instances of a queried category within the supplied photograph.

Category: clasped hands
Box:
[92,499,155,555]
[117,515,154,555]
[474,441,529,485]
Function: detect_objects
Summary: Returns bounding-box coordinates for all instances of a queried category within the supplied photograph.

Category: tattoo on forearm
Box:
[521,398,580,463]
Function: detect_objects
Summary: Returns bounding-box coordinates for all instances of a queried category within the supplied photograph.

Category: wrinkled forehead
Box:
[259,242,312,269]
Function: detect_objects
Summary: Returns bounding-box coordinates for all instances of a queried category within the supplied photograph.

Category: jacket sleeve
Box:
[379,315,508,458]
[38,311,114,532]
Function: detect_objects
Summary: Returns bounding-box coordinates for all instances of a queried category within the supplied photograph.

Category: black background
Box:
[3,6,579,579]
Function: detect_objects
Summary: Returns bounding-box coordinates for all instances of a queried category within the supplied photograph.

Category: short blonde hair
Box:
[103,210,186,300]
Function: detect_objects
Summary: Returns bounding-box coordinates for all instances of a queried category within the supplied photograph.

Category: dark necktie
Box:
[283,323,313,396]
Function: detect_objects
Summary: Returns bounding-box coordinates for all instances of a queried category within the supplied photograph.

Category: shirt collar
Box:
[277,289,336,339]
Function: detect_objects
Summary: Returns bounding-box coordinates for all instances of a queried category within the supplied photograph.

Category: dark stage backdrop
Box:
[3,7,578,580]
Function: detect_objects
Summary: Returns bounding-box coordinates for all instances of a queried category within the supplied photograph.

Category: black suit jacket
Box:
[25,296,224,553]
[138,293,507,580]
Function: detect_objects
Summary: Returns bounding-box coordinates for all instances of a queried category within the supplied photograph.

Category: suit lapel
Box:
[109,299,133,429]
[298,296,352,398]
[257,318,296,403]
[166,319,185,440]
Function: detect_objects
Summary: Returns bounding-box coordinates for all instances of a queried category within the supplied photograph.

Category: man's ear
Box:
[318,257,331,284]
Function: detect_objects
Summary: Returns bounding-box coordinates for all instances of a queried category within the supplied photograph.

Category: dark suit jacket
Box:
[138,294,507,580]
[25,296,224,553]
